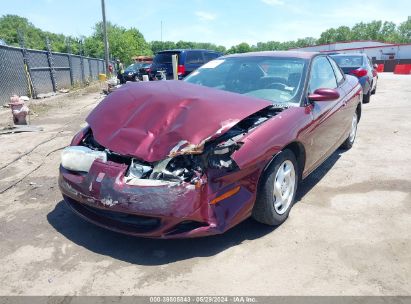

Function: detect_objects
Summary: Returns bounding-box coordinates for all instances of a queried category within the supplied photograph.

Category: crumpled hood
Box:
[87,81,270,162]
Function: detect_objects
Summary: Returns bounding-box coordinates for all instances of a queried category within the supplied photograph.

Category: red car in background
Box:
[59,51,362,238]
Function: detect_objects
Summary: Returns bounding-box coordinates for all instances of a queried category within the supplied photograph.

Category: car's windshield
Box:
[125,63,142,71]
[331,55,363,68]
[184,57,307,105]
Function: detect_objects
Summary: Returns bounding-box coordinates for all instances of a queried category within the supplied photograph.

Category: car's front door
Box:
[302,56,347,173]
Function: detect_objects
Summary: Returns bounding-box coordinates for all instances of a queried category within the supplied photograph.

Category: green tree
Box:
[175,40,195,49]
[351,21,382,40]
[398,17,411,42]
[0,14,80,52]
[318,28,338,44]
[150,40,176,53]
[0,15,45,49]
[334,26,352,42]
[84,22,152,64]
[379,21,399,42]
[149,40,225,54]
[227,42,251,54]
[1,13,410,58]
[254,41,282,51]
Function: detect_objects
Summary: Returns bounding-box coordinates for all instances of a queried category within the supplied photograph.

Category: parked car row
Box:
[330,53,378,103]
[60,50,369,238]
[149,49,223,80]
[122,62,152,82]
[122,49,222,82]
[126,50,378,106]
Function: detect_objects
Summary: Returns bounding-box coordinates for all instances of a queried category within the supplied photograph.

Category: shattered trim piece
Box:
[167,119,241,158]
[124,178,179,187]
[101,197,119,207]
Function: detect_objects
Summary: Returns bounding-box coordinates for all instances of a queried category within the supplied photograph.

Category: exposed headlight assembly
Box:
[61,146,107,172]
[208,139,240,170]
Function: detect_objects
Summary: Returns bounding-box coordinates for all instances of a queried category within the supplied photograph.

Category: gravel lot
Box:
[0,73,410,296]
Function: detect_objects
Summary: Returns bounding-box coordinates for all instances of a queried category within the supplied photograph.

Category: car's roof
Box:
[222,51,318,59]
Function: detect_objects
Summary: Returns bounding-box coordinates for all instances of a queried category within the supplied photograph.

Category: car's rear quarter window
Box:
[154,52,180,64]
[185,51,205,64]
[203,52,220,62]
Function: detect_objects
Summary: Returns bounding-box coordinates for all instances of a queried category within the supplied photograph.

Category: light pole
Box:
[101,0,110,75]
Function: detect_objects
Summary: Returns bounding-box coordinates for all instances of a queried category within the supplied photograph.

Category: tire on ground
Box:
[341,110,358,150]
[252,149,299,226]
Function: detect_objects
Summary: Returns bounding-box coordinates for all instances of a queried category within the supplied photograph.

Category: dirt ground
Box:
[0,74,410,296]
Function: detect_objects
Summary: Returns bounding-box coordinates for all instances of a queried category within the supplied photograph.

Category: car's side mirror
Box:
[308,88,340,102]
[373,64,378,69]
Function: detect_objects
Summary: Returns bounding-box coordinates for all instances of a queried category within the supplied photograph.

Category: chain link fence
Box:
[0,44,106,105]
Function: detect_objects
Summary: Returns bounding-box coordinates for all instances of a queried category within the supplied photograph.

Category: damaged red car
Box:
[59,51,362,238]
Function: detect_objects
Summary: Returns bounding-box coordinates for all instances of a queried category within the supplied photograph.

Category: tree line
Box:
[0,14,410,64]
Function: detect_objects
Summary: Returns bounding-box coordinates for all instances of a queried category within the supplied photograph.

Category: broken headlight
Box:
[127,159,152,179]
[61,146,107,172]
[208,140,239,170]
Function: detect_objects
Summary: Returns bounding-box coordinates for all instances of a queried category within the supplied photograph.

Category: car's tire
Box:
[371,84,377,95]
[252,149,298,226]
[363,88,371,103]
[341,110,358,150]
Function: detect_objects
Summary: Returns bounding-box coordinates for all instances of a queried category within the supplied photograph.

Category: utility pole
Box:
[101,0,110,75]
[161,20,163,42]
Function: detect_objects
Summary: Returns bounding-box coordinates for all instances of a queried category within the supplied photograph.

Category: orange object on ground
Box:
[394,64,411,74]
[376,64,384,72]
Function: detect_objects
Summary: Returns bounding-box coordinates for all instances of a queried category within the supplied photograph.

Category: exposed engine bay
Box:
[73,105,285,185]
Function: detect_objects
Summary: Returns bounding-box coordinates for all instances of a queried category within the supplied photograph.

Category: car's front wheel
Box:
[252,149,298,226]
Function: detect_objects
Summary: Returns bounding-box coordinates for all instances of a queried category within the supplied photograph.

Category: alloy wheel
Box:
[273,160,296,215]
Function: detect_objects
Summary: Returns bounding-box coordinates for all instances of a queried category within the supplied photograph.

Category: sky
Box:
[1,0,410,48]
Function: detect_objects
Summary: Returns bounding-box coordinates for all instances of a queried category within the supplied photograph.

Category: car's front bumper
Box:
[58,159,260,238]
[123,73,137,81]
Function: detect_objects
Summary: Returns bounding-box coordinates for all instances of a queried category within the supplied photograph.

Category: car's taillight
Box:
[178,64,185,75]
[350,68,367,77]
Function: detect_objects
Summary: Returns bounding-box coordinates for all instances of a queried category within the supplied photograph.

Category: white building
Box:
[290,40,411,61]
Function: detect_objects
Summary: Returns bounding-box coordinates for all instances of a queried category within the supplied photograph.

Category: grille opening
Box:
[166,220,209,235]
[65,196,161,233]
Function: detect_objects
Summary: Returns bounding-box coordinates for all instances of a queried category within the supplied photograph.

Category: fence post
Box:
[66,40,74,86]
[18,31,37,98]
[79,40,85,84]
[80,56,85,84]
[88,57,93,80]
[46,37,57,92]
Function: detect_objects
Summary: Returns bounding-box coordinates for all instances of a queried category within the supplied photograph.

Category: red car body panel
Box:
[59,52,362,238]
[86,81,270,162]
[232,74,360,176]
[59,157,267,238]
